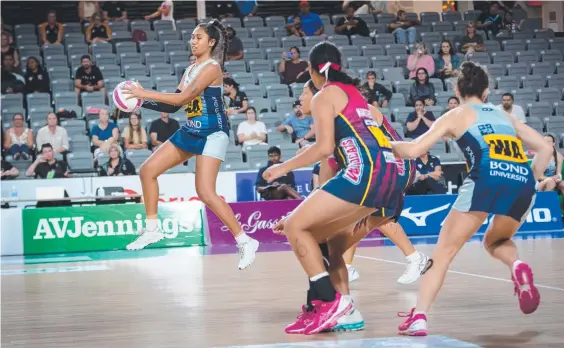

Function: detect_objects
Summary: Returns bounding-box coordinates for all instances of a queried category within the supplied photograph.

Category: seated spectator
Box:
[405,99,435,138]
[276,101,315,147]
[409,68,436,106]
[334,5,370,37]
[435,39,460,79]
[255,146,302,200]
[79,1,101,27]
[477,2,503,38]
[39,10,64,46]
[536,134,564,193]
[390,10,419,44]
[286,2,324,37]
[121,112,148,150]
[460,22,485,54]
[26,143,70,179]
[237,107,267,147]
[497,93,526,123]
[145,0,175,30]
[102,1,128,22]
[286,16,306,37]
[1,158,19,180]
[223,77,249,116]
[501,11,523,34]
[209,1,236,19]
[442,96,459,115]
[279,46,309,85]
[3,113,33,160]
[24,57,50,94]
[407,151,446,195]
[74,55,105,96]
[91,108,119,156]
[98,143,136,176]
[359,71,392,108]
[85,14,112,44]
[1,32,19,68]
[407,43,434,79]
[36,113,69,154]
[149,112,180,151]
[225,26,244,61]
[1,17,14,45]
[1,53,25,94]
[235,0,258,17]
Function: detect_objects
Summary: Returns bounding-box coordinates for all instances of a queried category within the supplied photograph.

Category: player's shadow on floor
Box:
[474,330,542,348]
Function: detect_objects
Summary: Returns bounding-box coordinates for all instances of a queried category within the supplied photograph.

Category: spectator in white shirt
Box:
[237,107,267,147]
[497,93,526,123]
[145,0,175,30]
[36,113,69,154]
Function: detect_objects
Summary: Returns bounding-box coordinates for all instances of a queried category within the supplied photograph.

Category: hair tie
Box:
[318,62,341,73]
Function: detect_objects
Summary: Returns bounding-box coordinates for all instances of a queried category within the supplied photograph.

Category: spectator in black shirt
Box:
[209,1,236,18]
[102,1,128,22]
[26,143,70,179]
[1,53,25,94]
[459,22,486,54]
[477,2,503,38]
[359,71,392,108]
[335,5,370,37]
[1,159,19,180]
[223,77,249,116]
[405,99,435,138]
[1,32,19,69]
[85,14,112,44]
[39,10,64,45]
[99,143,136,176]
[149,112,180,151]
[255,146,302,200]
[408,67,436,106]
[407,152,446,195]
[74,55,105,96]
[24,57,50,94]
[225,27,244,61]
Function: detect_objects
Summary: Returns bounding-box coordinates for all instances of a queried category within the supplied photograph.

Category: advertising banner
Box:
[22,202,205,255]
[235,169,315,202]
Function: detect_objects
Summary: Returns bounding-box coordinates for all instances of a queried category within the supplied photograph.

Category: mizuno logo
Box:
[400,204,451,227]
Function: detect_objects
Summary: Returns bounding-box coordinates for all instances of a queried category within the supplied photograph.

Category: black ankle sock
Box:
[319,243,330,271]
[311,275,336,302]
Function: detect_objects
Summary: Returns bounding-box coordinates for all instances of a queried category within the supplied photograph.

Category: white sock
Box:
[146,218,159,231]
[341,294,352,303]
[346,264,352,269]
[235,233,251,245]
[310,272,329,282]
[512,260,523,273]
[406,251,421,262]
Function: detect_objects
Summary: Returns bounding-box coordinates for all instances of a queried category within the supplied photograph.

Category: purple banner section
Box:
[206,199,383,245]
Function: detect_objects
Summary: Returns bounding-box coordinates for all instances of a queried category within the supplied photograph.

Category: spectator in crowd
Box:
[223,77,249,116]
[255,146,302,200]
[442,96,459,115]
[408,151,446,195]
[501,11,523,34]
[279,46,309,85]
[4,113,33,160]
[102,1,128,22]
[276,101,315,147]
[342,1,387,15]
[85,13,112,44]
[409,67,436,106]
[98,143,136,176]
[477,2,503,38]
[536,134,564,193]
[359,71,392,108]
[121,112,148,150]
[286,16,306,37]
[235,0,258,17]
[286,1,324,37]
[237,107,267,147]
[460,22,485,54]
[390,10,419,44]
[334,5,370,37]
[1,32,19,68]
[497,93,526,123]
[208,1,236,19]
[189,54,196,65]
[405,99,435,138]
[1,53,25,94]
[26,143,70,179]
[78,1,101,27]
[149,112,180,151]
[24,57,50,94]
[1,17,14,45]
[91,108,119,156]
[407,42,434,79]
[74,55,105,96]
[39,10,63,46]
[36,113,69,154]
[1,158,19,180]
[145,0,175,30]
[225,27,244,61]
[435,39,460,79]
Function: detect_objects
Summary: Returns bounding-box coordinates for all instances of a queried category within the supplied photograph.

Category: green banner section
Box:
[22,202,205,255]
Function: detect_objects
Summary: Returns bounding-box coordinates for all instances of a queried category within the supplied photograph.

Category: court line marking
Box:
[356,255,564,292]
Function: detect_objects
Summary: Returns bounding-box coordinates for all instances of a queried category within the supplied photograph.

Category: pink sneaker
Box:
[285,306,315,334]
[304,293,352,335]
[512,262,540,314]
[398,308,428,336]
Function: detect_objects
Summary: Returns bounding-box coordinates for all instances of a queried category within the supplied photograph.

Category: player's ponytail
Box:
[199,19,227,66]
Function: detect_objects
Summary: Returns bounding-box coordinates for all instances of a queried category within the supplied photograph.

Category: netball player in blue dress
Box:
[121,20,259,270]
[394,62,552,336]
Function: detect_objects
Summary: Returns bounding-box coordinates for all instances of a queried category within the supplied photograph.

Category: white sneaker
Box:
[330,306,365,332]
[397,252,429,285]
[347,265,360,283]
[126,228,165,251]
[237,238,259,270]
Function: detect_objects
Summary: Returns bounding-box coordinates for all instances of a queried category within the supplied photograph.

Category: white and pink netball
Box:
[113,81,142,113]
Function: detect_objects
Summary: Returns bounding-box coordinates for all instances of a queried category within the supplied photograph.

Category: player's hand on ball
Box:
[262,164,286,183]
[121,81,145,100]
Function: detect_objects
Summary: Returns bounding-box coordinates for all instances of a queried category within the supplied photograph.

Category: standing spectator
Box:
[276,101,315,147]
[408,151,446,195]
[334,5,370,37]
[121,112,148,150]
[1,32,19,68]
[1,158,19,180]
[145,0,175,30]
[78,1,101,27]
[235,0,258,17]
[255,146,302,200]
[85,14,112,44]
[409,67,436,106]
[149,112,180,151]
[237,107,267,147]
[405,99,435,138]
[99,143,136,176]
[102,1,128,22]
[477,2,503,38]
[497,93,526,123]
[25,143,70,179]
[39,10,63,46]
[279,46,309,84]
[3,113,33,160]
[1,53,24,94]
[225,27,244,61]
[24,57,50,94]
[390,10,419,44]
[91,108,119,156]
[36,113,69,154]
[74,55,105,96]
[407,42,435,79]
[286,1,324,37]
[359,71,392,108]
[459,22,485,54]
[435,39,460,79]
[223,77,249,116]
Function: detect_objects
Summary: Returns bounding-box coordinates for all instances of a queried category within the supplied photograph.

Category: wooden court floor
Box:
[2,236,564,348]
